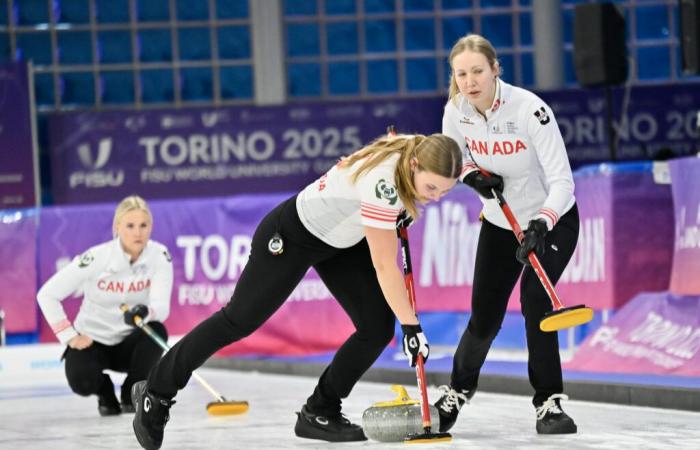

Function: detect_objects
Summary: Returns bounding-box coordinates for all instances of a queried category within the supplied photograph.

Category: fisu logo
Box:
[69,137,124,188]
[77,138,113,169]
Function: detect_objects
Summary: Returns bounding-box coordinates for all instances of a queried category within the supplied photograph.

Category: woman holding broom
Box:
[130,132,462,449]
[435,33,580,435]
[37,195,173,416]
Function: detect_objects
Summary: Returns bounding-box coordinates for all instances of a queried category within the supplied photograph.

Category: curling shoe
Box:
[434,385,472,432]
[535,394,577,434]
[97,375,121,416]
[294,405,367,442]
[121,385,136,413]
[131,381,175,450]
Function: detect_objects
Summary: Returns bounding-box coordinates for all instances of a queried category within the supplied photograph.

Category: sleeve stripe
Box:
[361,208,398,221]
[539,208,558,225]
[541,207,559,221]
[362,213,397,223]
[361,202,400,214]
[51,319,72,334]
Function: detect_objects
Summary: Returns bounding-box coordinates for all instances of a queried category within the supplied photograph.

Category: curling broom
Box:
[397,226,452,444]
[362,125,449,443]
[488,185,594,332]
[119,304,249,416]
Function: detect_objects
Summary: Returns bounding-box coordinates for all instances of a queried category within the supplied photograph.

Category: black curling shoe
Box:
[131,381,175,450]
[535,394,577,434]
[434,385,472,432]
[97,375,121,416]
[294,405,367,442]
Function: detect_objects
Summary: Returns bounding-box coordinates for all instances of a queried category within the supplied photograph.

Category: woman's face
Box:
[115,209,152,259]
[451,49,499,114]
[412,166,457,204]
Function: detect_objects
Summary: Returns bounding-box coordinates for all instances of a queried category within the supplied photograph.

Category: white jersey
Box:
[297,153,403,248]
[37,238,173,346]
[442,79,575,231]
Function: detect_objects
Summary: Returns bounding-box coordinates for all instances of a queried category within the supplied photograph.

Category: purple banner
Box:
[539,82,700,165]
[35,165,673,345]
[47,82,700,205]
[669,157,700,295]
[0,208,38,333]
[508,164,673,311]
[0,62,38,208]
[47,99,444,204]
[565,292,700,376]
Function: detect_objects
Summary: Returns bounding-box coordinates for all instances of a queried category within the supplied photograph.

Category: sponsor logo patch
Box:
[375,179,398,205]
[78,251,94,268]
[534,106,550,125]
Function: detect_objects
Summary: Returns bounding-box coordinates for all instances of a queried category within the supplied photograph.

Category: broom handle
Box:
[398,226,433,432]
[490,187,564,311]
[119,304,226,402]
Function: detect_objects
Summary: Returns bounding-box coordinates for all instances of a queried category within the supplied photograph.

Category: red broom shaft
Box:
[399,227,434,430]
[493,189,564,311]
[416,356,431,429]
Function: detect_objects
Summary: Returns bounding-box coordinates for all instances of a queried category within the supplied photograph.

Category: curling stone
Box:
[362,385,441,442]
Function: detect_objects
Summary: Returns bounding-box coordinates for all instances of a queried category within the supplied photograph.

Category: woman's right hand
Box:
[67,335,93,350]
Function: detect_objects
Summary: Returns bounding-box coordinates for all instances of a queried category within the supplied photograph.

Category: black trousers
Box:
[451,204,579,406]
[148,196,395,416]
[64,322,167,403]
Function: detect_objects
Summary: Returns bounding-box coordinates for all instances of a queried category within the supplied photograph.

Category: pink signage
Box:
[669,157,700,295]
[565,292,700,376]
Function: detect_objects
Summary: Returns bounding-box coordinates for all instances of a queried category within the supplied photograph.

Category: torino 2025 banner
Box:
[47,99,440,204]
[47,82,700,205]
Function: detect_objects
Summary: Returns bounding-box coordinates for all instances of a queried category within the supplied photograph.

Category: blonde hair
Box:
[448,34,500,103]
[341,134,461,218]
[113,195,152,236]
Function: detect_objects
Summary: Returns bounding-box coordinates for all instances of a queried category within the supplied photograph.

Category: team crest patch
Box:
[375,179,398,205]
[78,251,94,268]
[534,107,550,125]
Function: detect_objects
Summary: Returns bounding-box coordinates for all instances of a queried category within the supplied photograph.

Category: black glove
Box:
[396,209,414,229]
[123,304,149,326]
[401,324,429,367]
[463,171,504,199]
[515,219,548,265]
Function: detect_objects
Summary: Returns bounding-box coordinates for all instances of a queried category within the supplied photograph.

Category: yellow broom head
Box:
[206,400,249,416]
[540,305,594,332]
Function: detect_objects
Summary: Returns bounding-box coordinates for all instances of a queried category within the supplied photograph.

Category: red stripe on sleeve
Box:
[51,319,72,334]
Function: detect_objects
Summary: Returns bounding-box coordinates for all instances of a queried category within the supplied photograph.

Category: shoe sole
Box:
[536,423,578,434]
[437,412,458,433]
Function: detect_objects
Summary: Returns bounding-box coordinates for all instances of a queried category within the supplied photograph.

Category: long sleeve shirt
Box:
[442,79,575,231]
[37,238,173,345]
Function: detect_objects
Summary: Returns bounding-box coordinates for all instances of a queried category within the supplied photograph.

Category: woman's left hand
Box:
[67,334,93,350]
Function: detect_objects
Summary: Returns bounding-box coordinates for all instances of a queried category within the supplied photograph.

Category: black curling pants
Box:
[148,196,395,415]
[64,322,167,404]
[450,204,579,407]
